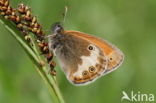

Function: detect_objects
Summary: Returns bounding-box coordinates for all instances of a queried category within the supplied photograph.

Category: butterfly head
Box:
[52,22,64,34]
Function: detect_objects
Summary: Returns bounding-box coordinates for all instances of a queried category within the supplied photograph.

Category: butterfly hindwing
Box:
[68,43,108,85]
[49,32,108,85]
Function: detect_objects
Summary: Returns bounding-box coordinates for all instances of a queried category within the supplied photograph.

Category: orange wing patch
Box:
[64,31,113,55]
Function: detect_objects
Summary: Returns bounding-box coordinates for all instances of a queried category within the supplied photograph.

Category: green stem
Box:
[0,16,65,103]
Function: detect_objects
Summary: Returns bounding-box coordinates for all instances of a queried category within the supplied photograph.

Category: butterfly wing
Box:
[69,44,107,85]
[49,32,108,85]
[65,31,124,76]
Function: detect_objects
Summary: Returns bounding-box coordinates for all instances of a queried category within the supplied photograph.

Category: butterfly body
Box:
[48,22,124,85]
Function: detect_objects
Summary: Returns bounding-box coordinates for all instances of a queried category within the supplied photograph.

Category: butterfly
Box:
[48,22,124,86]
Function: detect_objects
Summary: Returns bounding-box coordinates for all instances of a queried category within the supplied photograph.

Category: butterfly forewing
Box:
[65,31,124,76]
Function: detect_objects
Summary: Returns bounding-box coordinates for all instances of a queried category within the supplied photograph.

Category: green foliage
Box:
[0,16,64,103]
[0,0,156,103]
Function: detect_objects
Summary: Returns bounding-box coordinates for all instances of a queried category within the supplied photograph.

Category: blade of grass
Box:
[0,16,65,103]
[0,17,40,66]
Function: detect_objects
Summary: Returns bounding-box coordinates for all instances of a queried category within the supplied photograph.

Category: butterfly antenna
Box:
[62,6,68,24]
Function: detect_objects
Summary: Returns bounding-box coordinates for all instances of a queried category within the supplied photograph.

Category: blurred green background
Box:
[0,0,156,103]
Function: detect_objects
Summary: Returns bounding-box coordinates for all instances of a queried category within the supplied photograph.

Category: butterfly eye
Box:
[89,66,96,73]
[87,44,94,51]
[82,71,89,76]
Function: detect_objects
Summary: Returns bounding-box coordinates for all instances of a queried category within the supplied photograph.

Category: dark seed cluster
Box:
[0,0,56,75]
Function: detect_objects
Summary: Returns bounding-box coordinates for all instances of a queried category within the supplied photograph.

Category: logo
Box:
[121,91,154,102]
